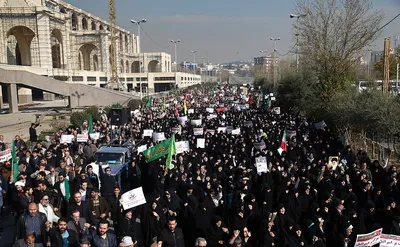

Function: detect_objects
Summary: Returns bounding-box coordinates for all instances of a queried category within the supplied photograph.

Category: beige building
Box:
[0,0,200,103]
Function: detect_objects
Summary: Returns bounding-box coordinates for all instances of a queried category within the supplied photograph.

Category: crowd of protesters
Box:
[0,85,397,247]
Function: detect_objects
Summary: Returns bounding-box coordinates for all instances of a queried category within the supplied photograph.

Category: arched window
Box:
[71,13,78,31]
[82,17,88,30]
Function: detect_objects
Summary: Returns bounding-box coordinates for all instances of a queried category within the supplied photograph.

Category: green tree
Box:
[70,111,90,128]
[295,0,384,99]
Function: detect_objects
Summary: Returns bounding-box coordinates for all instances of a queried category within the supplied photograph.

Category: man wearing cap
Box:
[119,236,136,247]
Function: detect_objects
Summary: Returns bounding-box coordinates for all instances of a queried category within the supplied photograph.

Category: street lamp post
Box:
[171,39,181,73]
[191,50,198,74]
[71,91,85,108]
[130,18,146,100]
[270,38,280,90]
[290,13,307,71]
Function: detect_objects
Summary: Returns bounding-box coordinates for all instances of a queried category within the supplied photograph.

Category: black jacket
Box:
[158,227,185,247]
[99,165,117,195]
[16,212,48,243]
[48,228,79,247]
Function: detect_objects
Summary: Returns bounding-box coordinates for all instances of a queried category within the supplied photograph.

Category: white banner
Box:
[0,149,11,163]
[207,114,217,120]
[232,128,241,135]
[217,127,227,133]
[89,133,100,140]
[177,116,188,126]
[355,228,382,247]
[380,234,400,247]
[60,135,75,144]
[206,129,215,135]
[206,108,214,113]
[255,157,268,173]
[197,138,205,148]
[137,145,147,153]
[176,141,190,154]
[77,134,88,142]
[287,130,297,138]
[254,142,266,150]
[121,187,147,210]
[191,119,202,126]
[143,129,154,137]
[152,132,166,142]
[193,128,204,136]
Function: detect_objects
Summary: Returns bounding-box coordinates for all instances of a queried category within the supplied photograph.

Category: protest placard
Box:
[89,133,100,140]
[254,142,266,150]
[232,128,241,135]
[176,141,190,154]
[197,138,205,148]
[177,116,188,126]
[206,129,215,135]
[152,132,166,142]
[143,129,153,137]
[255,157,268,173]
[193,128,204,136]
[0,149,11,163]
[77,134,88,142]
[60,135,75,144]
[354,228,382,247]
[121,187,147,210]
[380,234,400,247]
[137,145,147,153]
[191,119,202,126]
[206,108,214,113]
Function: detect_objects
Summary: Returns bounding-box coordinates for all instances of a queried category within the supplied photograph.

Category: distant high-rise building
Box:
[254,56,278,70]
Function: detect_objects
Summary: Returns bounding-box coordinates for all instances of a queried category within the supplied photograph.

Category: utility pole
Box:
[290,14,307,72]
[131,19,147,99]
[271,38,280,91]
[383,38,391,96]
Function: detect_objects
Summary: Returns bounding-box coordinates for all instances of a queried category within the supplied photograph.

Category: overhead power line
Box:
[140,25,172,49]
[375,12,400,34]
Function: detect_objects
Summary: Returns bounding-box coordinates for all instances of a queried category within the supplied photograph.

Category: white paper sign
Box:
[60,135,75,144]
[206,108,214,113]
[207,114,217,120]
[143,129,154,137]
[137,145,147,153]
[89,133,100,140]
[193,128,204,136]
[256,157,268,173]
[153,132,166,142]
[177,116,188,126]
[0,149,11,163]
[196,138,205,148]
[232,128,241,135]
[271,97,276,101]
[121,187,147,210]
[217,127,227,133]
[188,109,194,114]
[176,141,190,154]
[77,134,88,142]
[273,107,281,115]
[191,119,202,126]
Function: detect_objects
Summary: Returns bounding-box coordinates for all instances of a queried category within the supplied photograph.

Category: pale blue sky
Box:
[65,0,400,63]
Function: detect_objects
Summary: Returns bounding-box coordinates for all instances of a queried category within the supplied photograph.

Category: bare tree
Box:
[295,0,384,97]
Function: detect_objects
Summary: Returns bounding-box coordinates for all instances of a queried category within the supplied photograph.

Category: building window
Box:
[87,76,97,82]
[127,78,134,81]
[72,76,84,81]
[154,77,175,81]
[100,77,107,82]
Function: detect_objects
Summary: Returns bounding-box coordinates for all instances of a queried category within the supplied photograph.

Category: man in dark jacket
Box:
[98,163,118,202]
[158,217,185,247]
[67,192,94,225]
[84,219,118,247]
[16,203,49,244]
[48,218,79,247]
[29,123,39,150]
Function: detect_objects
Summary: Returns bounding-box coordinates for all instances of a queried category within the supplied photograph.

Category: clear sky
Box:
[65,0,400,63]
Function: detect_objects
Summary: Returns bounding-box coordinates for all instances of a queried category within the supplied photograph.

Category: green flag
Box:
[165,135,176,170]
[12,142,19,182]
[161,98,166,111]
[143,136,174,163]
[89,114,94,134]
[145,97,153,108]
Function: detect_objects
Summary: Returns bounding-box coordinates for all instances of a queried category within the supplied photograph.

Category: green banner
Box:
[144,136,174,163]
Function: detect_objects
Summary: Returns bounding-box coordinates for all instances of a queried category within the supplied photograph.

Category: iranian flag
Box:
[279,129,287,152]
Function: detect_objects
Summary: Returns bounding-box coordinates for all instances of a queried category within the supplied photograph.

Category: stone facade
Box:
[0,0,198,95]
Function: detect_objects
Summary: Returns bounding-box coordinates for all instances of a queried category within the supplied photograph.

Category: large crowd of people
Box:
[0,85,396,247]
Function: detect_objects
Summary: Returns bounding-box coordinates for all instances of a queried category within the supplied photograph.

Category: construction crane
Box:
[106,0,126,91]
